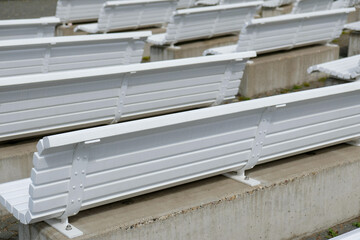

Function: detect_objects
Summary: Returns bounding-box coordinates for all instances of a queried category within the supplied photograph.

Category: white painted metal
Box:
[3,78,360,230]
[262,0,294,8]
[0,17,60,40]
[308,54,360,80]
[0,32,151,78]
[74,0,177,33]
[331,229,360,240]
[204,8,354,55]
[345,21,360,31]
[291,0,333,14]
[332,0,360,9]
[0,52,255,142]
[56,0,116,23]
[146,2,263,46]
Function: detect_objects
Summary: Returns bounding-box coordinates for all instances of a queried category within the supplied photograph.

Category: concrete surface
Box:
[347,7,360,24]
[17,143,360,240]
[348,31,360,57]
[0,140,36,184]
[149,35,239,61]
[240,44,339,98]
[0,0,57,20]
[261,4,293,18]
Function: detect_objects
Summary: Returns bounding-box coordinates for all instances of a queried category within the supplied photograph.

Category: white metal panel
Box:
[146,2,263,46]
[0,52,255,142]
[0,17,59,40]
[332,0,360,9]
[308,55,360,80]
[0,32,151,78]
[3,78,360,225]
[75,0,177,33]
[204,8,354,55]
[291,0,333,14]
[345,21,360,31]
[56,0,116,23]
[331,229,360,240]
[262,0,294,8]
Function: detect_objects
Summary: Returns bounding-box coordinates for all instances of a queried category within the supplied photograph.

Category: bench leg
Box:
[347,138,360,147]
[45,218,83,239]
[223,169,261,187]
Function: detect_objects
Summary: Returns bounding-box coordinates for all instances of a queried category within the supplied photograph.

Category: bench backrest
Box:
[332,0,360,9]
[56,0,117,23]
[97,0,177,32]
[292,0,333,14]
[235,8,354,54]
[0,17,59,41]
[152,2,262,45]
[4,78,360,224]
[0,32,151,78]
[0,52,255,142]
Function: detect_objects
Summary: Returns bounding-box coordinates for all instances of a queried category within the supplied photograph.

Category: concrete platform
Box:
[240,44,339,98]
[17,143,360,240]
[348,31,360,56]
[261,4,293,18]
[149,35,239,61]
[0,0,57,20]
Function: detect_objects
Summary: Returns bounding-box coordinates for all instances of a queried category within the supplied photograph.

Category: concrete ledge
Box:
[348,31,360,57]
[261,4,293,18]
[18,143,360,240]
[241,44,339,98]
[149,35,239,61]
[0,140,36,184]
[0,0,57,20]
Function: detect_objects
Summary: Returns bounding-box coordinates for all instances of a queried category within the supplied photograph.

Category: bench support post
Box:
[45,218,83,238]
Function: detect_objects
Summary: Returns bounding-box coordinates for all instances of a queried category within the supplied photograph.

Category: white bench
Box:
[308,54,360,80]
[345,21,360,31]
[291,0,333,14]
[0,17,60,41]
[147,2,263,47]
[204,8,354,55]
[56,0,116,24]
[2,78,360,238]
[74,0,177,34]
[0,31,151,78]
[0,52,255,142]
[332,0,360,9]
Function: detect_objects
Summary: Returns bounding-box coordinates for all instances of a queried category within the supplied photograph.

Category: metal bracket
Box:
[213,61,235,106]
[224,104,286,186]
[209,11,221,39]
[223,171,260,187]
[45,218,83,239]
[61,142,90,219]
[113,72,134,123]
[347,138,360,146]
[41,44,52,73]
